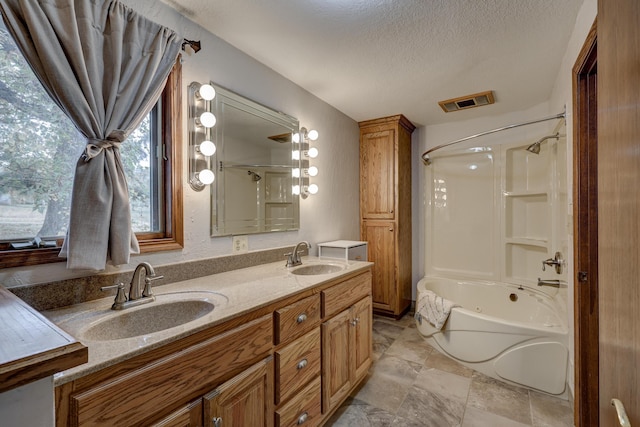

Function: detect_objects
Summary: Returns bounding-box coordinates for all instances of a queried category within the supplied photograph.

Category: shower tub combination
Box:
[415,276,569,396]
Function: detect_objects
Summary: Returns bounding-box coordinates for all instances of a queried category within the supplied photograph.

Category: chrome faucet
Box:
[130,262,163,300]
[285,241,311,267]
[101,262,164,310]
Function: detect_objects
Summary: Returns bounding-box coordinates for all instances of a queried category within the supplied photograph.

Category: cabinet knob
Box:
[296,313,308,324]
[390,209,394,213]
[297,412,309,425]
[297,358,308,370]
[350,317,360,326]
[212,417,222,427]
[389,228,393,232]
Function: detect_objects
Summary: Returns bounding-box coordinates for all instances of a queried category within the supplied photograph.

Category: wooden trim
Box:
[358,114,416,133]
[138,56,184,253]
[572,18,598,427]
[0,247,64,269]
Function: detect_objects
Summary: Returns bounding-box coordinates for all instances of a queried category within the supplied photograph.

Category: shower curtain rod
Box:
[421,110,566,165]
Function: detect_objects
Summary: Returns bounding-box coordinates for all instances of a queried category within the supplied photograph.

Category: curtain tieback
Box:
[83,138,122,161]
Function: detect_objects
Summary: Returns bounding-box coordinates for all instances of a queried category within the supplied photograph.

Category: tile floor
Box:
[325,315,574,427]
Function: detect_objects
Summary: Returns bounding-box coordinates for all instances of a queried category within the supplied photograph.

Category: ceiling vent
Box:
[438,90,495,113]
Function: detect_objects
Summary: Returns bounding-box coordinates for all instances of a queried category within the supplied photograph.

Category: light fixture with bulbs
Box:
[188,82,217,191]
[293,126,319,199]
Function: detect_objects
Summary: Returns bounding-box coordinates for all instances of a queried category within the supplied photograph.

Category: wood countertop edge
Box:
[0,286,88,393]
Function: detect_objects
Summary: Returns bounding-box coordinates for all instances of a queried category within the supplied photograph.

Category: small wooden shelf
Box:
[0,286,87,393]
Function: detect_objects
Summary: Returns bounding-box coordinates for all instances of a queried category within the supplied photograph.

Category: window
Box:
[0,23,183,268]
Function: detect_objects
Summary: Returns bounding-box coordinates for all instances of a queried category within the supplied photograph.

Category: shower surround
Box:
[418,124,570,396]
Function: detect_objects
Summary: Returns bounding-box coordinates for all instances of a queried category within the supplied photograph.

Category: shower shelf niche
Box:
[503,142,556,285]
[504,193,550,243]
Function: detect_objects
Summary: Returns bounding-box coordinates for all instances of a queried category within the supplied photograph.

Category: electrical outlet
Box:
[232,235,248,253]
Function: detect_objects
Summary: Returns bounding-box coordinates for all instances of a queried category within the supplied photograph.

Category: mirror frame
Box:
[209,84,300,236]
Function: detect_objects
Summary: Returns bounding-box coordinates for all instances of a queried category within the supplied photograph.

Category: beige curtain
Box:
[0,0,182,270]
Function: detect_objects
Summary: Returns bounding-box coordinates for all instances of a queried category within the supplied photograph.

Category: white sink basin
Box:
[290,263,346,276]
[79,292,225,341]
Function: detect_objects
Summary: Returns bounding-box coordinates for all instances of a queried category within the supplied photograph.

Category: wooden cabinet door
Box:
[150,400,203,427]
[321,309,353,414]
[352,296,372,382]
[204,357,274,427]
[321,297,372,415]
[360,129,396,219]
[361,221,396,312]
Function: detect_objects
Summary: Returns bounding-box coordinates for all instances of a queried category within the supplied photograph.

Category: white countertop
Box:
[43,257,372,385]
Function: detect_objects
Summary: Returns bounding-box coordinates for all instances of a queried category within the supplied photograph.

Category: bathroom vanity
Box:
[47,259,372,426]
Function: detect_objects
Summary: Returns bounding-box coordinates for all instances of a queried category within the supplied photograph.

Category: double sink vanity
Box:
[36,256,373,426]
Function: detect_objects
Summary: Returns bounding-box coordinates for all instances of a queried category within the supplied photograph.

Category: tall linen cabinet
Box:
[359,115,415,317]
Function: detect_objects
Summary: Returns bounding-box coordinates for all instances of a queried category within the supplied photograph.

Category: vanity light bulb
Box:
[292,184,301,195]
[307,147,319,158]
[308,184,319,194]
[198,169,215,185]
[198,84,216,101]
[308,166,318,177]
[292,133,301,143]
[307,129,319,141]
[199,140,216,156]
[198,112,217,128]
[292,150,300,160]
[292,168,300,178]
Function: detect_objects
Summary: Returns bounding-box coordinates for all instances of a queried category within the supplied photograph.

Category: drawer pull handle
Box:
[296,313,307,324]
[297,412,309,425]
[212,417,222,427]
[297,358,308,370]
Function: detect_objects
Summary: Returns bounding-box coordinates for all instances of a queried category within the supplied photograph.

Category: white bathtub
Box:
[415,276,569,396]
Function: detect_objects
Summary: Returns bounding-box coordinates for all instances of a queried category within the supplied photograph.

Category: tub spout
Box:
[537,278,565,288]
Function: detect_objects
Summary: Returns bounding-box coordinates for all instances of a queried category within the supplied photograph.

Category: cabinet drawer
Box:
[322,271,372,318]
[274,294,321,345]
[275,377,321,427]
[275,328,321,404]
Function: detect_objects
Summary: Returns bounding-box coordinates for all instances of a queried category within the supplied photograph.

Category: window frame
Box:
[0,58,184,268]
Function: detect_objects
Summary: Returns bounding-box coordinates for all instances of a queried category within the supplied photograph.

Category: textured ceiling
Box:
[161,0,584,126]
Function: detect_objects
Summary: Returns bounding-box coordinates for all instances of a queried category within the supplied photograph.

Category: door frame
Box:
[572,19,598,427]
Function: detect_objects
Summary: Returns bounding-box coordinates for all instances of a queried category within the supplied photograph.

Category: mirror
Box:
[209,84,300,236]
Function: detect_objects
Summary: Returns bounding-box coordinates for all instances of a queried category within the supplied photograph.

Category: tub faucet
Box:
[101,262,164,310]
[542,251,564,274]
[285,241,311,267]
